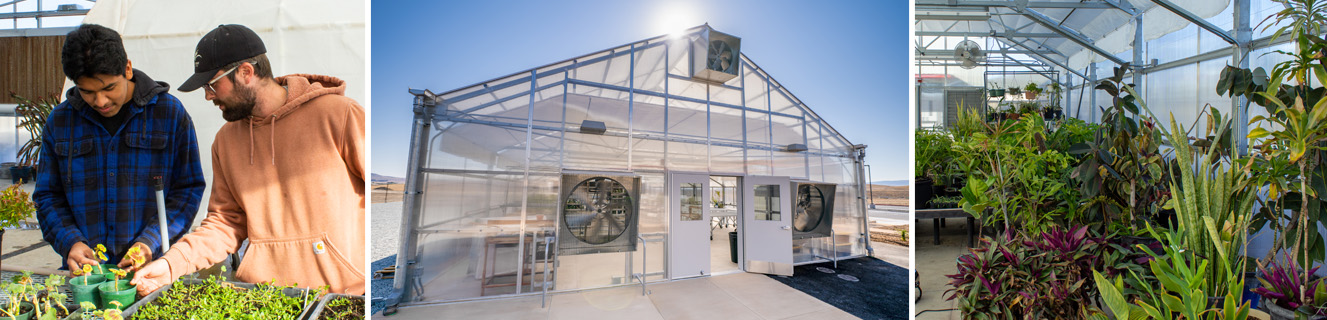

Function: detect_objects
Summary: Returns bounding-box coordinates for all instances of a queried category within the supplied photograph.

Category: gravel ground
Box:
[372,201,402,262]
[370,201,402,315]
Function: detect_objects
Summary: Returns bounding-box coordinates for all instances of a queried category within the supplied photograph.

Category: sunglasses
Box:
[203,65,240,93]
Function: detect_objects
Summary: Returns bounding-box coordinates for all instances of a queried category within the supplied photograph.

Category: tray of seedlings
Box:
[119,272,321,320]
[306,293,364,320]
[0,271,83,320]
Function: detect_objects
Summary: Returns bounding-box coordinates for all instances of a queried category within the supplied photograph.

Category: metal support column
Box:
[393,90,439,305]
[1233,0,1252,156]
[1090,63,1098,122]
[1132,11,1144,94]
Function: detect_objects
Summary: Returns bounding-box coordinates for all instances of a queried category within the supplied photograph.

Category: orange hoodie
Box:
[161,74,365,294]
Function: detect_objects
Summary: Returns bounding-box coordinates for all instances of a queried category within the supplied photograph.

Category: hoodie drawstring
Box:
[270,114,277,165]
[248,117,254,165]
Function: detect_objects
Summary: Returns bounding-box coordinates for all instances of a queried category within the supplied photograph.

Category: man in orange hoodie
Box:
[131,24,365,295]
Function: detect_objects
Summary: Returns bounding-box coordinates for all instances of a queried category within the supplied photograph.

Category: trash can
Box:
[729,231,738,263]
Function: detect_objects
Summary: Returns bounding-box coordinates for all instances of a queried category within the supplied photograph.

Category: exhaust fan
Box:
[691,26,742,84]
[558,173,641,255]
[792,182,836,240]
[953,39,984,70]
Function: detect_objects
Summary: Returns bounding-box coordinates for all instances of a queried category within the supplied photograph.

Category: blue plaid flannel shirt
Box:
[34,71,205,266]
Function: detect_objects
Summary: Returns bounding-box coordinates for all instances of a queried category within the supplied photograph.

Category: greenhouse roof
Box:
[917,0,1231,70]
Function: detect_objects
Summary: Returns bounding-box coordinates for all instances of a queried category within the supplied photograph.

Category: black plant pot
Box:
[9,166,32,184]
[915,176,934,210]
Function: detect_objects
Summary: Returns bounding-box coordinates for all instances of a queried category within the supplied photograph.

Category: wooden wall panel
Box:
[1,35,66,104]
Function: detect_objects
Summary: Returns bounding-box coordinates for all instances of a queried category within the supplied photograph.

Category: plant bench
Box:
[914,208,976,247]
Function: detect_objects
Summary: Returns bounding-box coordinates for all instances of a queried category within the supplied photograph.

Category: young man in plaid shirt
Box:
[34,24,206,274]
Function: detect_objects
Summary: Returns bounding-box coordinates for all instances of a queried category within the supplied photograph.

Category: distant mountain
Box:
[871,180,909,186]
[372,173,406,184]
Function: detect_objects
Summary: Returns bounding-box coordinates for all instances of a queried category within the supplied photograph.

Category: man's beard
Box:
[218,84,258,122]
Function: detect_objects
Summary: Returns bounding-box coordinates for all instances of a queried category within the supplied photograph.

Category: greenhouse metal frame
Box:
[387,25,871,307]
[914,0,1294,157]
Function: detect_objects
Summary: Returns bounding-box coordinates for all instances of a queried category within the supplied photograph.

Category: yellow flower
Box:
[81,265,91,276]
[95,244,106,253]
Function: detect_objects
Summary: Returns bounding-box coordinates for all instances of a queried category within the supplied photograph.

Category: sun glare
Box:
[657,3,696,38]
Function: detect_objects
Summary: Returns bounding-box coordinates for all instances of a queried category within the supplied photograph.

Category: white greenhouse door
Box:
[742,176,793,276]
[669,173,711,279]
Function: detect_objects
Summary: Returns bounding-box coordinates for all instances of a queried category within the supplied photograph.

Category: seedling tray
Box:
[306,293,364,320]
[121,279,316,319]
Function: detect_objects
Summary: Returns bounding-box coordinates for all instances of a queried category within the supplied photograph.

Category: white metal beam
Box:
[1150,0,1237,44]
[1014,5,1129,65]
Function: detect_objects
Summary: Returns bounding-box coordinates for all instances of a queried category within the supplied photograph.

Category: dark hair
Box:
[223,53,274,81]
[61,24,128,81]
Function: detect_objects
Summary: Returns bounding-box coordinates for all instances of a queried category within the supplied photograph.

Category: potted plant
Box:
[10,94,54,185]
[987,84,1005,97]
[0,184,35,272]
[1024,82,1041,100]
[70,270,107,311]
[1007,86,1021,97]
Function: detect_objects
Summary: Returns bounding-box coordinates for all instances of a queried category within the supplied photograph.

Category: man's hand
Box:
[117,242,152,272]
[131,259,172,296]
[66,242,99,275]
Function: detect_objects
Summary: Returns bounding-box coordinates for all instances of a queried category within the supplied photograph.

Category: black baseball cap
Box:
[179,24,266,92]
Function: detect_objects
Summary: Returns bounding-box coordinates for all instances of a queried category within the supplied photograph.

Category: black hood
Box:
[63,69,171,110]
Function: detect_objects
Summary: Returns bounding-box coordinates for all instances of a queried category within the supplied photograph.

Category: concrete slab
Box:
[378,272,855,320]
[914,218,973,319]
[648,277,763,320]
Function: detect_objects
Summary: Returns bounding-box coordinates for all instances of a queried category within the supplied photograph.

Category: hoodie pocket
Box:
[234,233,364,294]
[51,138,95,186]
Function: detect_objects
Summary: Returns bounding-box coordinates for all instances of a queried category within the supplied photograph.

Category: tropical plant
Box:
[914,129,953,179]
[1253,253,1327,316]
[946,226,1105,318]
[1069,64,1171,236]
[1025,82,1042,94]
[10,94,55,169]
[1094,225,1252,320]
[957,115,1080,233]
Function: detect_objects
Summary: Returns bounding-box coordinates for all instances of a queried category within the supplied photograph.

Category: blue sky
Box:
[371,0,909,181]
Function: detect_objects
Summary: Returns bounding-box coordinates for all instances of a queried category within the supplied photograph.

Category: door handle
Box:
[781,226,791,230]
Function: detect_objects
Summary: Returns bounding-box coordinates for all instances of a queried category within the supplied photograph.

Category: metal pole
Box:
[1233,0,1252,156]
[865,165,874,209]
[393,92,436,304]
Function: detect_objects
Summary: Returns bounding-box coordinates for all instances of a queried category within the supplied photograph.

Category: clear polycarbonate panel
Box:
[634,173,668,281]
[570,50,612,84]
[770,88,796,115]
[603,45,635,87]
[710,105,745,143]
[1144,64,1199,132]
[563,131,629,172]
[451,75,533,117]
[746,110,771,144]
[428,121,527,172]
[634,42,668,94]
[710,145,745,174]
[806,122,824,181]
[528,129,562,172]
[411,172,527,301]
[918,84,945,129]
[1198,5,1235,53]
[710,81,743,106]
[668,99,708,140]
[1253,0,1291,39]
[666,141,709,172]
[668,34,693,77]
[531,86,566,124]
[770,113,804,146]
[669,77,709,101]
[1196,57,1234,133]
[770,113,806,178]
[566,87,630,128]
[632,94,668,170]
[1148,24,1199,66]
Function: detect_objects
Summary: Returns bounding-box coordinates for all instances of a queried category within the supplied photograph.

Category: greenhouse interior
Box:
[914,0,1327,318]
[387,25,871,307]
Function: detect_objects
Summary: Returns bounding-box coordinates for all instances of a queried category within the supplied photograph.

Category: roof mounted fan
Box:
[954,39,984,69]
[708,40,735,73]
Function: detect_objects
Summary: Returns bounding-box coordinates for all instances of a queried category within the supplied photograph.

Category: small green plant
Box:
[1024,82,1041,94]
[0,271,73,319]
[319,295,365,320]
[711,190,725,209]
[78,301,124,320]
[132,270,321,319]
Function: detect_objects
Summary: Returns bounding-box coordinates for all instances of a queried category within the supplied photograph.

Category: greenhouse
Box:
[914,0,1327,318]
[387,25,871,307]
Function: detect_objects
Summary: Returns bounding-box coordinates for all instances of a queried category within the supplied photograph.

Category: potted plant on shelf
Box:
[10,94,54,185]
[1024,82,1041,100]
[946,226,1106,318]
[0,184,35,272]
[987,84,1005,97]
